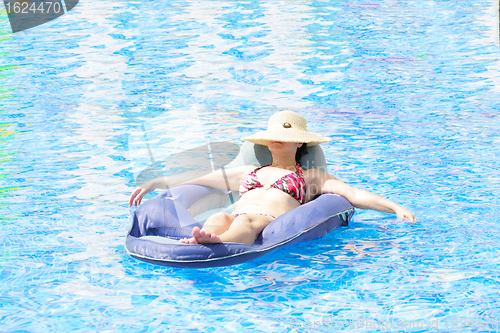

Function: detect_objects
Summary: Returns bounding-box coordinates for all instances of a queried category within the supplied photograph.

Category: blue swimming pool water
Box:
[1,0,500,331]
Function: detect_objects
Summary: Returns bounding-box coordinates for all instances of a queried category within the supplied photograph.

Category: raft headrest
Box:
[226,141,327,171]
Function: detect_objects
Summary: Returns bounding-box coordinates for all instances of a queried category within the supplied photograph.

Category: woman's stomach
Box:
[232,188,301,217]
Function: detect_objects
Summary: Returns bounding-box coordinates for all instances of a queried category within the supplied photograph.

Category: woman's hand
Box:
[394,207,418,223]
[129,179,158,207]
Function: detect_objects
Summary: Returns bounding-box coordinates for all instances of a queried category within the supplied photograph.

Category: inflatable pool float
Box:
[126,142,355,268]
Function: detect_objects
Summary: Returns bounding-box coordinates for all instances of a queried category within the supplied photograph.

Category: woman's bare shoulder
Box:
[303,168,336,180]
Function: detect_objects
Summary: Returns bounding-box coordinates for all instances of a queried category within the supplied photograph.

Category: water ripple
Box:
[1,0,500,331]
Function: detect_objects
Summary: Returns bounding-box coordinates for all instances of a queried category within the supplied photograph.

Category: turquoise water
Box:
[1,0,500,331]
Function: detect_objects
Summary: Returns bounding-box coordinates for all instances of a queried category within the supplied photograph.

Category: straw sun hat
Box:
[242,111,331,146]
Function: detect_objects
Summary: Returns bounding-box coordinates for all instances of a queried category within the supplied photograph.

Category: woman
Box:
[129,111,417,245]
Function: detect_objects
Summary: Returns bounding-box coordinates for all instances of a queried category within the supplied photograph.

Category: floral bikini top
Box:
[239,164,307,204]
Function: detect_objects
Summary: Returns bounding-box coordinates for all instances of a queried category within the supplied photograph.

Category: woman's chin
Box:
[268,142,284,151]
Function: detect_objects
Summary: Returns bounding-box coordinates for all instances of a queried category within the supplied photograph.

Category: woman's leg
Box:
[182,214,273,245]
[201,212,234,235]
[218,216,265,245]
[179,212,234,244]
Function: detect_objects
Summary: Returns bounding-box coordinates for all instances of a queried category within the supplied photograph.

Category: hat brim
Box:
[242,128,331,146]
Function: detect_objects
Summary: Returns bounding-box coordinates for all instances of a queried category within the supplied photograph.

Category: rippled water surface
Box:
[1,0,500,331]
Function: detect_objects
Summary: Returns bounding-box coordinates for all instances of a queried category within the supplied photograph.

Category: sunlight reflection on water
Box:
[0,0,499,331]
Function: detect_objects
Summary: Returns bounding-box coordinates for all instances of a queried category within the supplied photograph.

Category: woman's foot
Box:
[179,226,222,244]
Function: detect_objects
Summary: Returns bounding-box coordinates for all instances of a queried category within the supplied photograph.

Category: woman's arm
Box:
[308,169,417,222]
[129,166,253,207]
